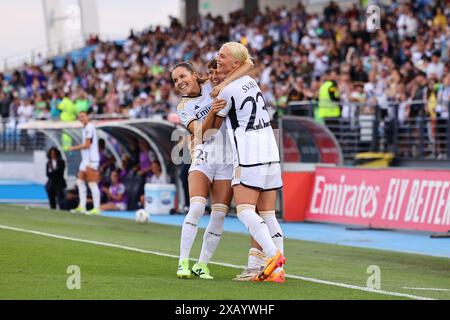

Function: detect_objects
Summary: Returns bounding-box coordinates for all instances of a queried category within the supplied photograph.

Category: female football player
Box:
[213,42,286,282]
[172,59,253,279]
[210,58,284,283]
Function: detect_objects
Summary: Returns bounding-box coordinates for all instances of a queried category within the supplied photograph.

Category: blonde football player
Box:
[213,42,286,282]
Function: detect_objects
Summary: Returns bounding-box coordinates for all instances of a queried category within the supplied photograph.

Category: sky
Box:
[0,0,180,62]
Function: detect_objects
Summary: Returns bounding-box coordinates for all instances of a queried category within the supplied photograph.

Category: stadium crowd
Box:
[0,0,449,124]
[1,0,449,210]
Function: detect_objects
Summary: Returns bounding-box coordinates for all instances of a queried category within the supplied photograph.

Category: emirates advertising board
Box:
[306,167,450,233]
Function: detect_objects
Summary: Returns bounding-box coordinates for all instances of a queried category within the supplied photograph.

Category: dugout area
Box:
[19,116,342,215]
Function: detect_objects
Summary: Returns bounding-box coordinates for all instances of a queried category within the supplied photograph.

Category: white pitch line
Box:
[403,287,450,292]
[0,224,436,300]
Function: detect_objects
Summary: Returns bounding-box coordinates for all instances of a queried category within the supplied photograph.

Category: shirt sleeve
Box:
[177,100,197,128]
[216,87,233,118]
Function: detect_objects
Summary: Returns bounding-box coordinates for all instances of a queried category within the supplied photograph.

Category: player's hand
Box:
[211,98,226,114]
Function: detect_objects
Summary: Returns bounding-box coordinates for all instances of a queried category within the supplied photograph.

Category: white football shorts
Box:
[189,162,233,182]
[79,160,100,172]
[231,162,283,191]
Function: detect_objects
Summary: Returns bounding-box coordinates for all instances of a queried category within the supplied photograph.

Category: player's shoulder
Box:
[84,122,95,130]
[176,97,190,112]
[220,75,254,97]
[202,81,213,92]
[226,75,254,90]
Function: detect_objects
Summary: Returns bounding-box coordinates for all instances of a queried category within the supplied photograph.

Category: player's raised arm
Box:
[211,60,254,98]
[67,138,91,151]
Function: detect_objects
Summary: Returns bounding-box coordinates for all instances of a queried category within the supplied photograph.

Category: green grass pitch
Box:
[0,204,449,300]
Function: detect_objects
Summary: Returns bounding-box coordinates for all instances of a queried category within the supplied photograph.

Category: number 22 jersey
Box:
[217,75,280,167]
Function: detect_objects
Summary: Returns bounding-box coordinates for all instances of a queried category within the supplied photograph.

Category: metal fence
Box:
[0,118,47,152]
[286,100,450,164]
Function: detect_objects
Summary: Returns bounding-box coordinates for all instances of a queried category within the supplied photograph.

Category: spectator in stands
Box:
[74,89,90,114]
[45,147,66,210]
[34,94,48,119]
[396,4,418,40]
[17,98,34,124]
[1,0,450,162]
[316,70,340,123]
[105,85,120,114]
[58,91,77,122]
[49,91,61,119]
[147,160,168,184]
[432,7,447,30]
[100,170,127,211]
[426,51,445,80]
[0,91,11,119]
[409,71,428,118]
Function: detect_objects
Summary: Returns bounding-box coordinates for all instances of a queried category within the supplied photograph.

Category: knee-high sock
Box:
[260,211,284,254]
[77,179,87,209]
[247,247,265,269]
[198,204,227,264]
[179,196,207,263]
[88,182,100,210]
[237,204,277,258]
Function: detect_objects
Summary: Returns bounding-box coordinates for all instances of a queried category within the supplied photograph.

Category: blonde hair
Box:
[221,42,252,65]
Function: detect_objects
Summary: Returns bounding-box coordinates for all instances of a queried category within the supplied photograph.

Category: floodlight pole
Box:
[41,0,51,53]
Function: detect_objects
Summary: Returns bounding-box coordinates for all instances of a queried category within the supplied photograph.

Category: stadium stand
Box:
[0,0,449,164]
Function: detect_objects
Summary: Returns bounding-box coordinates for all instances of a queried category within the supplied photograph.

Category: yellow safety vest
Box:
[317,80,340,120]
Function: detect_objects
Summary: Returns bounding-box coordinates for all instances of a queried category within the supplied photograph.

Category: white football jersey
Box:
[177,82,232,165]
[217,75,280,166]
[81,122,100,164]
[177,82,214,128]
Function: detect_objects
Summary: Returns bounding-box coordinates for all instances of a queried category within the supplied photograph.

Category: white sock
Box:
[77,179,87,209]
[179,196,206,263]
[247,247,265,269]
[260,211,284,272]
[88,182,101,210]
[198,204,227,264]
[237,204,277,258]
[260,211,284,254]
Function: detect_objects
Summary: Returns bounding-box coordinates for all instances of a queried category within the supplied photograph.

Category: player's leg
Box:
[233,184,279,264]
[85,165,101,215]
[193,178,232,279]
[71,168,87,213]
[258,190,285,282]
[233,165,285,280]
[258,191,283,255]
[177,170,210,278]
[233,237,265,281]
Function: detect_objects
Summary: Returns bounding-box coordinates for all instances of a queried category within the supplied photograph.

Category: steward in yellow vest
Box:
[316,76,340,122]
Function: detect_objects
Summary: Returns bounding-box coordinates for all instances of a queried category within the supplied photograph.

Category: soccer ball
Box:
[135,209,149,224]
